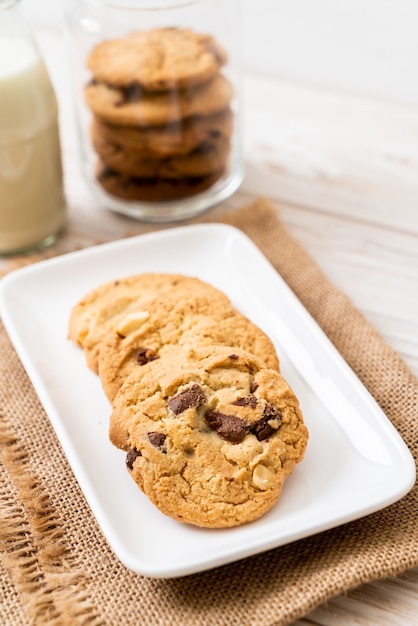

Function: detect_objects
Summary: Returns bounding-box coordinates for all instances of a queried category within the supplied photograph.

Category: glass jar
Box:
[66,0,243,223]
[0,0,66,255]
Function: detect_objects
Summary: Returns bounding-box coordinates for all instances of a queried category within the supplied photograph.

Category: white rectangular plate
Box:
[0,224,415,578]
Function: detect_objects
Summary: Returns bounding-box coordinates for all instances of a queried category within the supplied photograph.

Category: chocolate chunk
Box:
[231,395,258,409]
[250,381,259,394]
[168,384,205,415]
[126,446,141,470]
[148,432,166,450]
[263,403,282,423]
[228,354,238,361]
[205,410,248,443]
[99,164,116,179]
[251,404,282,441]
[136,347,159,366]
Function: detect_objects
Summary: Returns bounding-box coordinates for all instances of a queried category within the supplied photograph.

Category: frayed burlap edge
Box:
[0,414,106,625]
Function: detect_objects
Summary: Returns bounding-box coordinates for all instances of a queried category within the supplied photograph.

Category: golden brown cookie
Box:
[97,291,280,402]
[68,273,231,373]
[91,122,230,179]
[84,74,234,127]
[111,345,308,528]
[96,163,224,202]
[92,109,233,158]
[87,27,227,91]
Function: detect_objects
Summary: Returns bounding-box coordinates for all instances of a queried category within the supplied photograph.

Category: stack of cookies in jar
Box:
[84,27,234,202]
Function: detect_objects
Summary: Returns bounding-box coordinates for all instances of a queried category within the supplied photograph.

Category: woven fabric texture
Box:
[0,198,416,626]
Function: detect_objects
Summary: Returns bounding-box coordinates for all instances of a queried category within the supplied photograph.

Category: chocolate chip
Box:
[124,81,144,102]
[250,381,259,394]
[126,446,141,470]
[205,410,248,443]
[193,142,213,156]
[99,164,116,180]
[263,403,282,423]
[188,176,209,187]
[209,129,221,138]
[228,354,239,361]
[148,432,166,450]
[168,384,205,415]
[136,347,159,366]
[251,404,282,441]
[231,395,258,409]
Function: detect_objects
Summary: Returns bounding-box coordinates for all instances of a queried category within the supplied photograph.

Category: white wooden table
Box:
[2,17,418,626]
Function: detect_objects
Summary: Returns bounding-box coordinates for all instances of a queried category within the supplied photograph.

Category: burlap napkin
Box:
[0,198,416,626]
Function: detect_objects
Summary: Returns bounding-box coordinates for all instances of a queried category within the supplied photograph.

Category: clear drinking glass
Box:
[0,0,66,255]
[66,0,243,223]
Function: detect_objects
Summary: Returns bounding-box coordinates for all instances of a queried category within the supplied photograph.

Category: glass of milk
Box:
[0,0,66,255]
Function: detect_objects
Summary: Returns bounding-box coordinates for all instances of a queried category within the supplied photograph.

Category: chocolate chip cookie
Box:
[68,273,230,372]
[97,291,280,402]
[92,109,233,158]
[87,27,227,91]
[96,164,225,202]
[91,124,230,179]
[84,74,233,128]
[111,345,308,528]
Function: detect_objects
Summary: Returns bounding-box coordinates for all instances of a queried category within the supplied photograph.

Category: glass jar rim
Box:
[82,0,201,10]
[0,0,20,11]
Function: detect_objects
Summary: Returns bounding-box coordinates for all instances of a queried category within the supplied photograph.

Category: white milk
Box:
[0,37,66,254]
